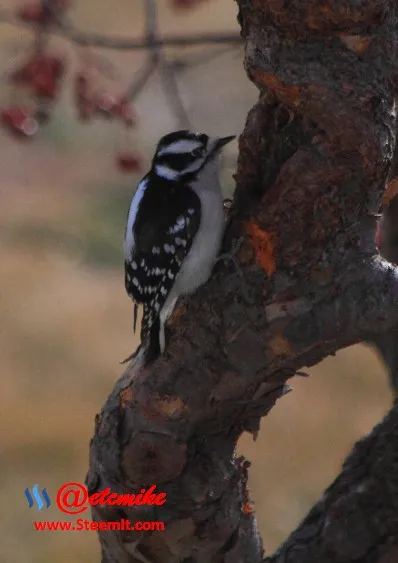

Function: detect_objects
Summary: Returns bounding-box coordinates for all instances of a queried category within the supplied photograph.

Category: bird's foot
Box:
[223,197,233,218]
[133,303,138,333]
[120,344,141,365]
[217,235,244,265]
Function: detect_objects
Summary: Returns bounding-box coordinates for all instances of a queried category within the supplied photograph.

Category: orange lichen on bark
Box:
[171,303,186,321]
[310,266,333,286]
[245,221,276,276]
[268,333,293,357]
[120,387,134,408]
[252,70,301,106]
[155,395,187,417]
[384,178,398,205]
[339,34,371,55]
[242,502,255,514]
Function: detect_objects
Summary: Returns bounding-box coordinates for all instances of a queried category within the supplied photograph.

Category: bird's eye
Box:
[191,147,204,158]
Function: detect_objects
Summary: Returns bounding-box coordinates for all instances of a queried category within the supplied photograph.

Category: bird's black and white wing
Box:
[124,180,201,362]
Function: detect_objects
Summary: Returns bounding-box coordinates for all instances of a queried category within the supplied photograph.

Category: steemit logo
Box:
[25,485,51,510]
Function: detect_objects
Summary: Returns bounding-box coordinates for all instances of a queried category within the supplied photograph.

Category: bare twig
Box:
[170,43,242,72]
[0,8,242,51]
[124,58,157,100]
[120,0,192,126]
[143,0,190,127]
[158,58,192,128]
[0,4,240,127]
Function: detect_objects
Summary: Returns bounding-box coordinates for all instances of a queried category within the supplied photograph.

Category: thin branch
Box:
[367,196,398,392]
[170,43,242,72]
[145,0,157,49]
[266,403,398,563]
[123,0,192,126]
[0,5,240,127]
[0,8,242,51]
[158,57,192,128]
[124,57,157,100]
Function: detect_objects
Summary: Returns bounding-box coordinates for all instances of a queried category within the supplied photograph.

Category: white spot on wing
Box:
[123,177,148,260]
[164,244,175,254]
[175,237,187,247]
[168,216,185,234]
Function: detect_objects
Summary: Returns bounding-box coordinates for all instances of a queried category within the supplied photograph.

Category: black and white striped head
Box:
[152,130,235,181]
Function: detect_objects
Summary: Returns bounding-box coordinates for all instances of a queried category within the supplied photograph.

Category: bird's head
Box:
[152,130,235,181]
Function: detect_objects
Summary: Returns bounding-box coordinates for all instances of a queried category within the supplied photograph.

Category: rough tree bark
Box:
[87,1,398,562]
[370,180,398,390]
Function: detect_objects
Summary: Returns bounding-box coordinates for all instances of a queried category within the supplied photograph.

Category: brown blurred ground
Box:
[0,2,391,562]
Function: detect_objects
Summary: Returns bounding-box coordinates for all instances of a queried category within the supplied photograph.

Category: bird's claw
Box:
[120,345,141,365]
[217,235,244,265]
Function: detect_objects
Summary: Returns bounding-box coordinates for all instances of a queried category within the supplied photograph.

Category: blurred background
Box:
[0,1,392,562]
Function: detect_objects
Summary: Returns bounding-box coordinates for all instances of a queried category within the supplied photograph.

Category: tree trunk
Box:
[369,183,398,390]
[87,0,398,561]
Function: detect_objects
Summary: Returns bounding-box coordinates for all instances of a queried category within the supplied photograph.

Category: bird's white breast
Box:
[173,156,224,295]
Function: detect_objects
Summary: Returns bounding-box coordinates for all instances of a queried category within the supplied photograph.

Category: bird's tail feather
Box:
[120,305,162,366]
[141,305,162,366]
[119,344,142,365]
[133,303,138,333]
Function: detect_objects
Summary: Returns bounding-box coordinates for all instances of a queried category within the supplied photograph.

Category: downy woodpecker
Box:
[123,130,235,365]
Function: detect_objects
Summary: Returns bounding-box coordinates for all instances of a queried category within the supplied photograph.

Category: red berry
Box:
[74,72,94,121]
[18,2,44,23]
[2,106,28,126]
[33,72,58,98]
[96,92,117,117]
[116,152,142,173]
[18,0,70,25]
[77,98,95,121]
[1,106,38,138]
[112,97,136,127]
[75,71,89,96]
[11,54,65,100]
[19,116,39,136]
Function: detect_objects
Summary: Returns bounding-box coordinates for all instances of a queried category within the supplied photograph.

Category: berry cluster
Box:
[18,0,69,25]
[1,0,143,172]
[2,51,65,138]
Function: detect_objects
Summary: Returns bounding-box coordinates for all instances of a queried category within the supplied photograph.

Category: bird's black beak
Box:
[214,135,236,150]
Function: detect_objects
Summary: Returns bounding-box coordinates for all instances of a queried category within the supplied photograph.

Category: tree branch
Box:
[368,196,398,391]
[265,401,398,563]
[0,3,241,127]
[85,0,398,561]
[0,8,242,51]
